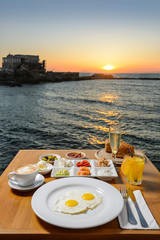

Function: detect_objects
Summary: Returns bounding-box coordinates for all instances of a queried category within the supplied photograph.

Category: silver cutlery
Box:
[128,188,149,228]
[120,186,137,225]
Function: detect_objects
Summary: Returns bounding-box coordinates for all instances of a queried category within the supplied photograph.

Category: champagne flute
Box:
[109,124,121,168]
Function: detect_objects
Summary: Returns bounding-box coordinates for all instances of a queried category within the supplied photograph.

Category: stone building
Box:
[2,54,45,73]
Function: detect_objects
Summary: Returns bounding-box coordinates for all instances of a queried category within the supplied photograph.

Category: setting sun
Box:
[104,65,115,70]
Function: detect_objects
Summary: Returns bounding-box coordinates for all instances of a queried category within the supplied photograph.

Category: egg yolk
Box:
[82,193,95,200]
[65,200,78,207]
[39,164,44,168]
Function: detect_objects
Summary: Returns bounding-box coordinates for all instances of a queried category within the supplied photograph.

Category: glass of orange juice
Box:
[121,155,145,185]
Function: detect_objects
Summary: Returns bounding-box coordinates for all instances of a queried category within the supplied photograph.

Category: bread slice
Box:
[105,139,135,158]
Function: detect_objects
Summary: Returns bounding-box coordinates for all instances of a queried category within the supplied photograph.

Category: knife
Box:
[128,188,149,228]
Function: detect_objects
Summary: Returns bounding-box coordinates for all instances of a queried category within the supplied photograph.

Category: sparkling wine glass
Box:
[109,124,121,168]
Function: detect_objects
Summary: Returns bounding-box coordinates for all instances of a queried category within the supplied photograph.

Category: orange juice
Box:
[121,155,145,185]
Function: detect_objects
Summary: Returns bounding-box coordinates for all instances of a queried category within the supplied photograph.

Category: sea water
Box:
[0,77,160,174]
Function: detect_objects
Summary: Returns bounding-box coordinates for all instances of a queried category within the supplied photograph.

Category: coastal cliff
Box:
[0,70,114,87]
[0,70,159,87]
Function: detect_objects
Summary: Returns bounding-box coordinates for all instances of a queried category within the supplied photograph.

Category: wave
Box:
[0,79,159,175]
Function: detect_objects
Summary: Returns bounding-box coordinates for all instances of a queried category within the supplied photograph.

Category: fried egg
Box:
[81,192,103,209]
[54,195,87,214]
[63,190,103,209]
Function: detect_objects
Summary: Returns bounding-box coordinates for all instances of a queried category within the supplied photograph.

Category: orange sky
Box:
[1,0,160,73]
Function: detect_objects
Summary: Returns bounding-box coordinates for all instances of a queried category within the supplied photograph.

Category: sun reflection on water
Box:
[87,135,105,145]
[98,93,118,103]
[96,110,119,117]
[81,106,122,145]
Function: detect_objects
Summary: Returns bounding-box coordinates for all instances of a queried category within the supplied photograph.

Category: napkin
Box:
[118,190,160,229]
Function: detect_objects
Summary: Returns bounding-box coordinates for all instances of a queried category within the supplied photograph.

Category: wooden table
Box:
[0,149,160,240]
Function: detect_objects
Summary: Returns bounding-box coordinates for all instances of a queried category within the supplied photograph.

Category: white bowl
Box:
[37,162,53,175]
[39,154,61,164]
[66,151,86,159]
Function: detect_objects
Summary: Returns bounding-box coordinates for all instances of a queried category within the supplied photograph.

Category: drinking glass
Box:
[124,155,145,185]
[109,124,121,167]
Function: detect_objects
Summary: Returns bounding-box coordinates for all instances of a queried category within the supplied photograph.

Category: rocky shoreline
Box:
[0,71,160,87]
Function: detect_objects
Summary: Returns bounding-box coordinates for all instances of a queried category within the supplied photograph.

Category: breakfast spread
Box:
[51,158,118,179]
[105,139,135,158]
[54,190,103,215]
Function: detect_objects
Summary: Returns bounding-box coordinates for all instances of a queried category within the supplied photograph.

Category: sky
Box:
[0,0,160,73]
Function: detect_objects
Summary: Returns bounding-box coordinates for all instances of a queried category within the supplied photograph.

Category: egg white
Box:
[54,195,87,214]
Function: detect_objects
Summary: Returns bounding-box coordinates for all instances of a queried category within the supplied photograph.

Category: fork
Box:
[120,186,137,225]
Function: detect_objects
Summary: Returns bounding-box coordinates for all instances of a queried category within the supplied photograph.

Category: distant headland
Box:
[0,54,160,87]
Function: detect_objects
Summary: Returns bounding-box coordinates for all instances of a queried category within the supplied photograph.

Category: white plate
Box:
[8,174,45,191]
[37,163,53,175]
[31,177,124,229]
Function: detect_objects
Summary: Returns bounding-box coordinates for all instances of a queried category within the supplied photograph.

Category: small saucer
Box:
[8,174,45,191]
[38,163,53,175]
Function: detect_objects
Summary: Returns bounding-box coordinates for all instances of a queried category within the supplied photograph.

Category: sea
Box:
[0,73,160,175]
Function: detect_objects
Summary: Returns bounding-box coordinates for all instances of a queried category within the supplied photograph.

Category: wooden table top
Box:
[0,149,160,240]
